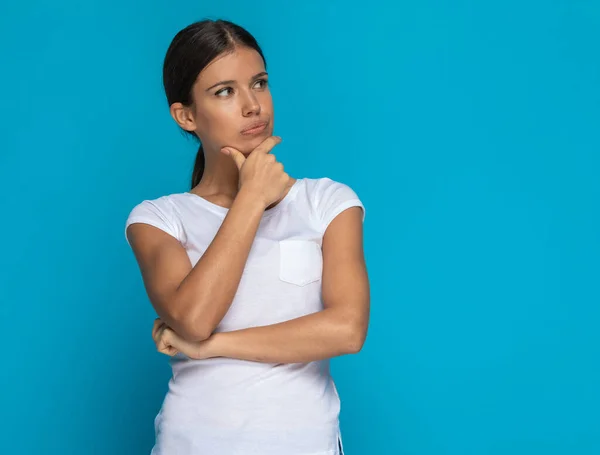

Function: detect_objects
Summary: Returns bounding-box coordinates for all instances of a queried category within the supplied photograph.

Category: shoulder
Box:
[126,193,181,223]
[298,177,365,233]
[302,177,359,199]
[125,193,186,245]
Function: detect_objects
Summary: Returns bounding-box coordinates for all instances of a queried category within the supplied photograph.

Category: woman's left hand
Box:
[152,318,216,359]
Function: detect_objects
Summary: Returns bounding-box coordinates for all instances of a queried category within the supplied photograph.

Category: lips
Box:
[241,121,268,134]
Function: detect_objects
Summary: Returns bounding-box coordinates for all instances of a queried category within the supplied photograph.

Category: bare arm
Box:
[155,206,370,361]
[208,206,369,362]
[127,136,289,342]
[127,189,265,342]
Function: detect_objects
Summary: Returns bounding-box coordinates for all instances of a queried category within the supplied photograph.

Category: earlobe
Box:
[169,102,197,132]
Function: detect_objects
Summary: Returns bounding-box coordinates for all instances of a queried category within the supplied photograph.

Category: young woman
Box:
[125,18,370,455]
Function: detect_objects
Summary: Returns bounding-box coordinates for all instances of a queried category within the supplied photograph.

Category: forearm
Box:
[173,188,265,340]
[204,309,363,363]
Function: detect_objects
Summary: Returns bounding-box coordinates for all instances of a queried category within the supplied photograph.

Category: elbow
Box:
[182,324,212,343]
[344,321,367,354]
[346,333,366,354]
[163,292,222,342]
[166,309,213,343]
[179,314,214,342]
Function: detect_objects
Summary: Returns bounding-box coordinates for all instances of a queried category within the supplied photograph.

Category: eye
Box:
[215,87,233,97]
[254,78,269,89]
[215,79,268,97]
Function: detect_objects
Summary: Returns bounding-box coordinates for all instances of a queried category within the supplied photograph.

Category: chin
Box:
[240,131,272,153]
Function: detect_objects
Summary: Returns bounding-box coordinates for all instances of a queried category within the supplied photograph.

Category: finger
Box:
[154,324,168,346]
[157,335,178,356]
[158,336,170,354]
[162,348,178,356]
[161,327,178,351]
[152,320,165,343]
[159,345,173,356]
[252,136,282,155]
[153,328,161,346]
[160,329,180,356]
[152,318,162,339]
[222,147,246,170]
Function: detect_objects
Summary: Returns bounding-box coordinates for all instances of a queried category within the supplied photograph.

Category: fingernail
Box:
[221,148,230,155]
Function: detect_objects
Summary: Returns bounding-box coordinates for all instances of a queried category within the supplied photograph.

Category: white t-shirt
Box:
[125,177,365,455]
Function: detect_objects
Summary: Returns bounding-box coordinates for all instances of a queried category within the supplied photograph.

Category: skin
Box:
[129,45,370,364]
[153,205,370,363]
[170,45,293,207]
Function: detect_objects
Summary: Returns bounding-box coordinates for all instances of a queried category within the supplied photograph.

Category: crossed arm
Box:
[152,206,369,363]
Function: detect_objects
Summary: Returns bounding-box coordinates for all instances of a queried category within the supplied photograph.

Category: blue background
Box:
[1,1,598,454]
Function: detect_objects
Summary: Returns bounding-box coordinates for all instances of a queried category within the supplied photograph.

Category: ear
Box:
[169,102,197,132]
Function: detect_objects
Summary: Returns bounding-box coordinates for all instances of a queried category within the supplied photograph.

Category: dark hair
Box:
[162,19,267,189]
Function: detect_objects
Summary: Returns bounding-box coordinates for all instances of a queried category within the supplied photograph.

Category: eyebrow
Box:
[205,72,268,92]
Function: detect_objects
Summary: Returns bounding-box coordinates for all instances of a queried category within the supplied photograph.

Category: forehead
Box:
[197,47,265,86]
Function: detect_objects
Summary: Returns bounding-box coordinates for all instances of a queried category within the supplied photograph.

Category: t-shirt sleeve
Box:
[124,198,180,246]
[315,178,365,234]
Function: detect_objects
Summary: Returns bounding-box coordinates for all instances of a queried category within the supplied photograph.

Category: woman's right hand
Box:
[221,136,290,209]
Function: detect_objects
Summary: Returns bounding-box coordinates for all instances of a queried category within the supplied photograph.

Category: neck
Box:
[192,144,242,198]
[190,144,297,209]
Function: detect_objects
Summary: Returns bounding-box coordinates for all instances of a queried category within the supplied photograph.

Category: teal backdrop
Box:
[1,1,598,454]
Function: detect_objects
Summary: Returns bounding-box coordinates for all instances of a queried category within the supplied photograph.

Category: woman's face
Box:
[179,46,274,156]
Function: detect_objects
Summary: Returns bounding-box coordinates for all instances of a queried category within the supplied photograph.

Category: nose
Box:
[241,90,261,117]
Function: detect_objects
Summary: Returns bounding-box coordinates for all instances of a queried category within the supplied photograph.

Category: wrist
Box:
[236,185,269,211]
[194,332,222,359]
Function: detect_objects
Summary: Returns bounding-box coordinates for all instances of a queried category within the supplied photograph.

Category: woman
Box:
[125,18,369,455]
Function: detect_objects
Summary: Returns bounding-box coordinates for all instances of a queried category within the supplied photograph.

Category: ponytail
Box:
[191,144,205,189]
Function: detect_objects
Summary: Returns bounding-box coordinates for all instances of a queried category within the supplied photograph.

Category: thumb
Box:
[221,147,245,170]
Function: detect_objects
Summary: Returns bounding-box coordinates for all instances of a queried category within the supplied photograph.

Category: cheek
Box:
[260,92,274,112]
[195,108,230,139]
[195,93,274,144]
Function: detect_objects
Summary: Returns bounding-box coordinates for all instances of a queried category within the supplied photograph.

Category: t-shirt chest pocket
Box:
[278,239,323,286]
